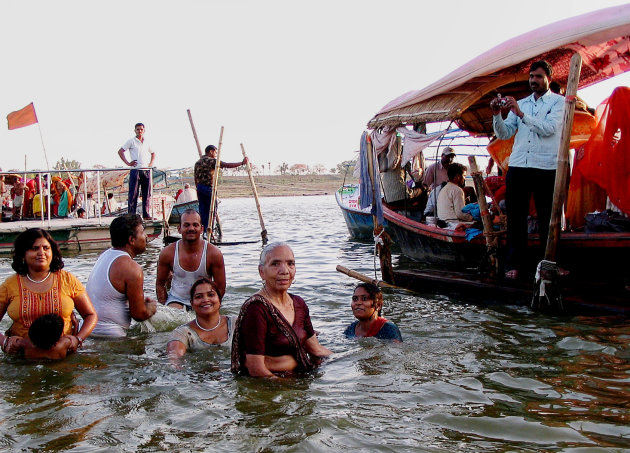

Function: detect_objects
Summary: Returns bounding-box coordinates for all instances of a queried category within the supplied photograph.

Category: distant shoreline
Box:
[171,174,357,198]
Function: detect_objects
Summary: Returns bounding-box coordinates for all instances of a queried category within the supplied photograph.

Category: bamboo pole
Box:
[545,53,582,261]
[336,265,397,288]
[187,109,203,158]
[207,126,224,238]
[240,143,268,244]
[468,156,499,277]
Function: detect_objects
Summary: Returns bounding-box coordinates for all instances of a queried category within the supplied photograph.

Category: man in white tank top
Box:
[156,209,226,310]
[87,214,158,337]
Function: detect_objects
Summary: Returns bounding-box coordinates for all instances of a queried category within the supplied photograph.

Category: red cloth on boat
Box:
[572,87,630,215]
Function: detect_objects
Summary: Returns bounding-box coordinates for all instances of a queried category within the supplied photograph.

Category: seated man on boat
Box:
[176,183,197,204]
[86,214,158,337]
[436,163,474,229]
[423,147,455,216]
[156,209,226,310]
[380,161,426,210]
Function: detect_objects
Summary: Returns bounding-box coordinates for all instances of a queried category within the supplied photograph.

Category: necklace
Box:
[262,287,294,311]
[26,272,51,284]
[195,316,222,332]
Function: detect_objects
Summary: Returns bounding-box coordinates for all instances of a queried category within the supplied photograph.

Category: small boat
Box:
[168,199,199,225]
[362,4,630,310]
[335,184,383,241]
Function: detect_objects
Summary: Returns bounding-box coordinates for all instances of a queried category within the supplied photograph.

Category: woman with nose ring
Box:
[231,243,332,377]
[344,283,402,342]
[167,277,234,358]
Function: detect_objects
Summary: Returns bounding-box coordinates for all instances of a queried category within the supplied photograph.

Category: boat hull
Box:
[0,218,163,254]
[335,189,388,241]
[168,200,199,224]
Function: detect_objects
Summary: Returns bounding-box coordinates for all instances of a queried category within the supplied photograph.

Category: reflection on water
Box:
[1,195,629,451]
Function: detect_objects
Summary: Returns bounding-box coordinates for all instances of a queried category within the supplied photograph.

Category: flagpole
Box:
[37,124,50,171]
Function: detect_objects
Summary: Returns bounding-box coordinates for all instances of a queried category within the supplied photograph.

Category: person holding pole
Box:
[117,123,155,220]
[194,145,247,233]
[490,60,564,280]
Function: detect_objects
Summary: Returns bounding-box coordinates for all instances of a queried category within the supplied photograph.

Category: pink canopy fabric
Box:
[370,4,630,126]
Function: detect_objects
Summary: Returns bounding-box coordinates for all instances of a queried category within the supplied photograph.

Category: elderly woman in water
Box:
[231,242,333,377]
[167,277,234,358]
[0,228,97,357]
[344,283,402,342]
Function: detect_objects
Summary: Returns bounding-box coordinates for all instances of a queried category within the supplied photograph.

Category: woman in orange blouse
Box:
[0,228,97,356]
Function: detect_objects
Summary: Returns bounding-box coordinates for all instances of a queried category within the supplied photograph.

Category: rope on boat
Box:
[373,228,384,280]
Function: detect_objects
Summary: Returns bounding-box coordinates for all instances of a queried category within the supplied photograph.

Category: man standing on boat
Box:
[86,214,158,337]
[194,145,247,233]
[156,209,226,310]
[491,60,564,280]
[118,123,155,220]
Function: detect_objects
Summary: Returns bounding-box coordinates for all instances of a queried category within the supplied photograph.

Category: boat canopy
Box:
[368,4,630,134]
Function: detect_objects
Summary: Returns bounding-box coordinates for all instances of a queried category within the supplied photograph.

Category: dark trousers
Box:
[505,167,556,272]
[196,183,213,231]
[128,169,152,218]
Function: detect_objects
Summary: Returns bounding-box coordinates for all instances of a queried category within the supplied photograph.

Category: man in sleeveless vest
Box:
[86,214,158,337]
[156,209,227,310]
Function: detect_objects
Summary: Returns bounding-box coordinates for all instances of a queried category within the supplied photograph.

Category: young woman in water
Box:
[344,283,402,342]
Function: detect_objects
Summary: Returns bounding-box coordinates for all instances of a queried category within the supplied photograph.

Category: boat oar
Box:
[336,265,398,289]
[240,143,268,244]
[468,156,499,277]
[187,109,203,158]
[207,126,224,240]
[533,52,582,312]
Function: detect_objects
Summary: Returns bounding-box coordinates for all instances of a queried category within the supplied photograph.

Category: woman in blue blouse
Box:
[344,283,402,342]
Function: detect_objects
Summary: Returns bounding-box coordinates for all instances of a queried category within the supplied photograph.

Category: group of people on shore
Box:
[0,210,401,376]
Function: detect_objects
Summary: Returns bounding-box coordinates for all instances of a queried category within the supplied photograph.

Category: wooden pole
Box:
[336,265,397,289]
[545,53,582,261]
[187,109,203,158]
[207,126,224,239]
[240,143,268,244]
[468,156,499,277]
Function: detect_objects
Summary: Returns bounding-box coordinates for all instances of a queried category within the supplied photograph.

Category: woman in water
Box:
[231,243,332,377]
[344,283,402,342]
[167,277,234,358]
[0,228,97,356]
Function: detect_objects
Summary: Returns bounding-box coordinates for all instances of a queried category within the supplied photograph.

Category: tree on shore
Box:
[289,164,308,175]
[334,159,357,175]
[277,162,289,175]
[54,158,81,170]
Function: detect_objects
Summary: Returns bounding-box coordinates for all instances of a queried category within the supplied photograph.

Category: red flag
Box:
[7,103,38,130]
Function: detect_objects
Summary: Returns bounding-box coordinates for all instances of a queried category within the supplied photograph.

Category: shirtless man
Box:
[156,209,226,310]
[86,214,157,337]
[11,178,25,220]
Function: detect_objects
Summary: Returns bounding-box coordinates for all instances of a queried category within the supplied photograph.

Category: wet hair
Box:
[259,242,293,267]
[28,313,64,350]
[204,145,217,154]
[354,283,384,316]
[110,214,143,247]
[530,60,553,78]
[135,123,145,129]
[447,162,467,181]
[189,277,223,302]
[12,228,64,275]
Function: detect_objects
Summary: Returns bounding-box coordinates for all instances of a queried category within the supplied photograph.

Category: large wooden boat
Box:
[365,5,630,309]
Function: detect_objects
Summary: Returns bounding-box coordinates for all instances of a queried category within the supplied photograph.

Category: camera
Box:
[498,97,508,107]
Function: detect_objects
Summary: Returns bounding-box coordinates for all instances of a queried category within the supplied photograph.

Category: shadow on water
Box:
[0,196,629,451]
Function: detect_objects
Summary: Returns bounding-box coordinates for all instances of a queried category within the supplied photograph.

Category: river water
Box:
[1,195,629,452]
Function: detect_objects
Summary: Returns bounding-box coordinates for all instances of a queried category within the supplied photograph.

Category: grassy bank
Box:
[172,174,358,198]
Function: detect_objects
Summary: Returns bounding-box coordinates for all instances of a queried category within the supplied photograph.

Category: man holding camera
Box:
[491,60,564,280]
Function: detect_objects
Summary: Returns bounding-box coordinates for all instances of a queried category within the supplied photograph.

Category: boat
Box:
[168,199,199,225]
[0,168,168,254]
[335,183,386,241]
[362,5,630,310]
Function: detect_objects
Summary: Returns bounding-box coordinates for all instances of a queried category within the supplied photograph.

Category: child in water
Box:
[20,314,74,360]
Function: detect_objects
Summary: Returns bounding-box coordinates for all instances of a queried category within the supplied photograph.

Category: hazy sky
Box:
[2,0,629,173]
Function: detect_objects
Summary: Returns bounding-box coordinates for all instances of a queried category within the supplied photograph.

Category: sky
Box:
[1,0,629,174]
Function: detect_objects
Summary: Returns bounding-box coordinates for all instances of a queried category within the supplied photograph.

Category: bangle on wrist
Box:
[2,335,9,353]
[74,335,84,349]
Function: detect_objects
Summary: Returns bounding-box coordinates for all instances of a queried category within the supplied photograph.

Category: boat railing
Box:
[0,167,155,227]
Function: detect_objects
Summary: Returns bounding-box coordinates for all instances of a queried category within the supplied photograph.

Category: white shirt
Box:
[177,187,198,203]
[121,136,154,168]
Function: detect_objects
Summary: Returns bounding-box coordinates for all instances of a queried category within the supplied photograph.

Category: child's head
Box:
[28,314,64,349]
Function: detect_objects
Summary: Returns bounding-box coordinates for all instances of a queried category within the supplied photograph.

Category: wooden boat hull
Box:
[0,218,163,254]
[335,188,389,241]
[168,200,199,224]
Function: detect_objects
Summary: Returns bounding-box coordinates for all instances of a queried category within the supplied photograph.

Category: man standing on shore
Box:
[118,123,155,220]
[491,60,564,279]
[86,214,157,337]
[194,145,247,233]
[155,209,226,310]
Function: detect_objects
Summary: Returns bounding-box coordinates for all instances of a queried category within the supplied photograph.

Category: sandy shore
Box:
[173,174,356,198]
